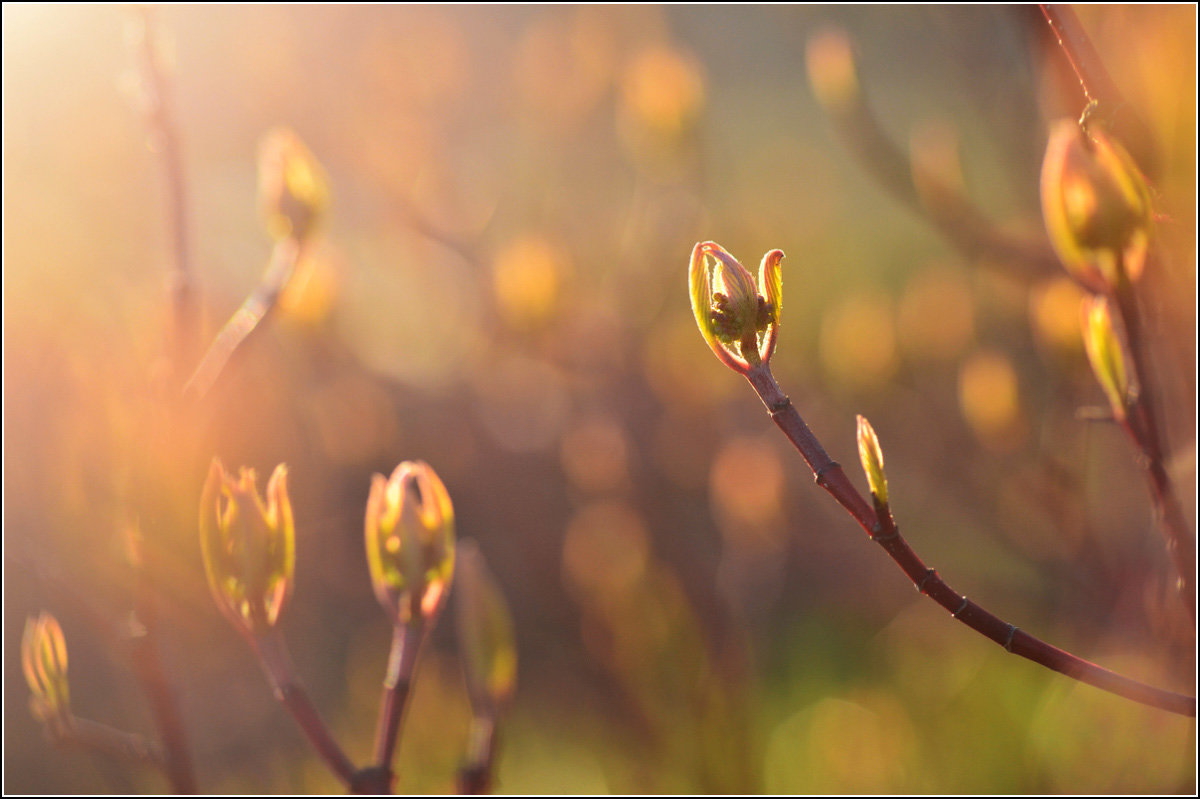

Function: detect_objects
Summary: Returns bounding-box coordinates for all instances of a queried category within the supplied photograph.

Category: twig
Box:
[808,30,1061,277]
[128,558,197,793]
[368,624,425,792]
[456,716,498,795]
[183,236,302,403]
[51,716,165,767]
[742,362,1195,717]
[125,9,200,792]
[251,629,357,789]
[131,6,198,389]
[1109,257,1195,621]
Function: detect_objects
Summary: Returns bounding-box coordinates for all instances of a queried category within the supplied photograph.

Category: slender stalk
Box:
[252,629,357,788]
[743,362,1195,717]
[129,566,197,793]
[52,716,165,767]
[131,6,198,389]
[1038,5,1122,111]
[371,624,425,789]
[124,9,200,792]
[1109,260,1195,621]
[456,716,498,795]
[183,236,302,403]
[810,30,1061,278]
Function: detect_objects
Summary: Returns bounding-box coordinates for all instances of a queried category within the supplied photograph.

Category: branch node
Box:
[768,395,792,416]
[952,596,969,618]
[1004,625,1019,653]
[813,460,841,487]
[870,522,900,543]
[916,568,937,594]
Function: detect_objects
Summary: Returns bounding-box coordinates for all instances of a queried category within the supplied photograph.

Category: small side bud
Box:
[1081,296,1131,420]
[856,415,889,508]
[22,612,70,728]
[1041,119,1152,293]
[199,459,295,638]
[456,541,517,717]
[365,461,456,629]
[688,241,784,373]
[258,128,330,242]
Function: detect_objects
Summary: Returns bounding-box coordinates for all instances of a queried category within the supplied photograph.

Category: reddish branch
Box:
[743,362,1195,717]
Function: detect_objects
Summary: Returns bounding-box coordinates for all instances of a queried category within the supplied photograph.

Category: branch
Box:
[130,6,199,389]
[251,629,357,789]
[742,362,1196,717]
[47,715,165,768]
[456,716,498,795]
[182,236,302,403]
[806,28,1061,278]
[1110,259,1195,621]
[365,624,425,793]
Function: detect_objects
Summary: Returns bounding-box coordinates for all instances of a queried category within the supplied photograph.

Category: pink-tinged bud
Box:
[1081,296,1131,420]
[365,461,456,629]
[258,128,330,242]
[456,541,517,716]
[1041,119,1152,293]
[689,241,784,373]
[199,459,295,638]
[22,612,70,727]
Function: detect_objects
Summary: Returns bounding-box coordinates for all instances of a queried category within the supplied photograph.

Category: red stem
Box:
[252,630,357,788]
[744,363,1195,717]
[372,625,424,787]
[1109,263,1195,622]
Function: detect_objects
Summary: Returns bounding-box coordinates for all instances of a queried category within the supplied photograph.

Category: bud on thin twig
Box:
[258,128,330,242]
[365,461,456,629]
[22,612,70,727]
[1081,296,1131,420]
[855,415,889,508]
[199,459,295,638]
[689,241,783,373]
[456,541,517,716]
[1040,118,1152,293]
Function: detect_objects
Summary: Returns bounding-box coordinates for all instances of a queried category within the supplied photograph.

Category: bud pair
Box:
[689,241,784,373]
[22,612,70,728]
[1040,118,1152,293]
[365,461,456,629]
[199,459,295,638]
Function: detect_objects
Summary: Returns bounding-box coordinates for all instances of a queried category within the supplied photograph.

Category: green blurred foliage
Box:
[3,5,1194,794]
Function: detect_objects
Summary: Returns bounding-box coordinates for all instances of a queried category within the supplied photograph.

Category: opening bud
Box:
[1041,118,1152,293]
[258,127,330,242]
[365,461,456,629]
[22,612,70,727]
[689,241,784,373]
[855,415,889,508]
[456,541,517,716]
[1081,296,1131,420]
[199,459,295,638]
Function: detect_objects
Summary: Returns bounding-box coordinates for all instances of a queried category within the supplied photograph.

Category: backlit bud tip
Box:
[22,612,70,725]
[258,127,330,242]
[365,461,456,629]
[456,541,517,714]
[689,241,783,373]
[856,415,889,508]
[1081,296,1131,419]
[1041,119,1152,293]
[199,458,295,638]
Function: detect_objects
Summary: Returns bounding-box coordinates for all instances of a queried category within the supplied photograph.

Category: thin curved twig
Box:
[742,362,1195,717]
[182,236,302,403]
